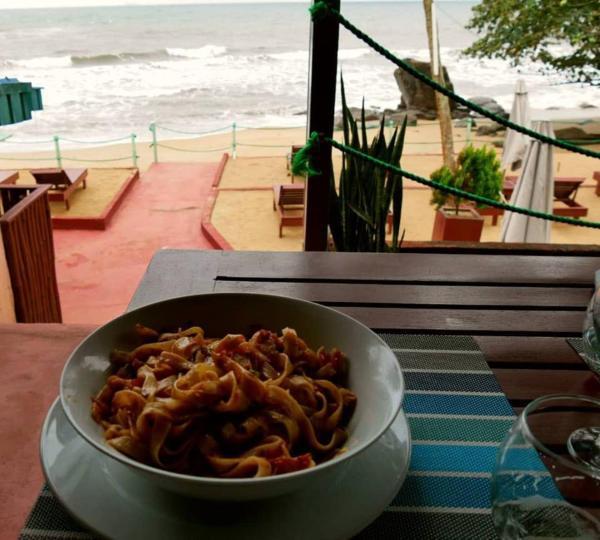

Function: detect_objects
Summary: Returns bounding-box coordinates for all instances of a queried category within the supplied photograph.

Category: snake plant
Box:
[328,77,407,252]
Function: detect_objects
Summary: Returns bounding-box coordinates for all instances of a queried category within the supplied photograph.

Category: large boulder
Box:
[394,60,457,118]
[468,96,508,119]
[333,107,383,129]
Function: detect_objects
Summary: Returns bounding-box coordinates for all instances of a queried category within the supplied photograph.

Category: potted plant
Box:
[326,77,407,252]
[430,145,503,241]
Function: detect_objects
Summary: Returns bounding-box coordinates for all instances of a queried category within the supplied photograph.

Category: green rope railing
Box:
[0,155,56,161]
[154,142,230,153]
[309,1,600,160]
[0,137,55,144]
[292,132,600,230]
[236,125,304,131]
[60,135,132,145]
[61,155,136,162]
[236,142,293,148]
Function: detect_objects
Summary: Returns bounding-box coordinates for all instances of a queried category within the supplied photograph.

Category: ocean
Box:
[1,1,598,148]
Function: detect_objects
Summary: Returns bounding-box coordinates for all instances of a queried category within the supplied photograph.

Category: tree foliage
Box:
[464,0,600,85]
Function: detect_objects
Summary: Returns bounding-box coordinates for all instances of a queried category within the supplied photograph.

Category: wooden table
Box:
[2,248,599,539]
[130,250,600,409]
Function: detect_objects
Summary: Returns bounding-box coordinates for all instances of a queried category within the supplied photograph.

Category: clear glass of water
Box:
[491,395,600,539]
[582,285,600,375]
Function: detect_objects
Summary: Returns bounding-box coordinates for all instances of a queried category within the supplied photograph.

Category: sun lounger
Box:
[286,145,305,183]
[30,168,87,210]
[0,170,18,185]
[272,183,304,237]
[480,175,589,224]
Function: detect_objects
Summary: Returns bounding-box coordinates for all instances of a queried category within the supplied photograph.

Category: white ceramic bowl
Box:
[60,293,404,501]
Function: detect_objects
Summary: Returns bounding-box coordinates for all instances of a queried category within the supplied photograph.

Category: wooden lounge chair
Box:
[0,170,18,185]
[594,171,600,196]
[286,145,304,183]
[30,168,87,210]
[272,183,304,237]
[481,175,588,224]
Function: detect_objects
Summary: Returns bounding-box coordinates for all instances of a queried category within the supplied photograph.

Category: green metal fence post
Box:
[149,122,158,163]
[232,122,237,159]
[131,133,138,168]
[53,135,62,168]
[466,117,473,145]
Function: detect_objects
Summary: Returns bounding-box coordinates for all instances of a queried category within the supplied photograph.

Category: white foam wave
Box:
[267,48,370,62]
[338,48,372,60]
[166,46,227,59]
[267,50,307,61]
[9,55,72,69]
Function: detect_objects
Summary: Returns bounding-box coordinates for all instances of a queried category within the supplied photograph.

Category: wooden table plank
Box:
[333,306,585,336]
[129,249,220,310]
[476,336,587,368]
[217,251,599,285]
[214,280,591,308]
[493,368,600,405]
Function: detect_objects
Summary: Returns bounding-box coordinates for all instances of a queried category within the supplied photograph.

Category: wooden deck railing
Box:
[0,185,62,322]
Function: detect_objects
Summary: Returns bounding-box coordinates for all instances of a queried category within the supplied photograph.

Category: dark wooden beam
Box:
[304,0,340,251]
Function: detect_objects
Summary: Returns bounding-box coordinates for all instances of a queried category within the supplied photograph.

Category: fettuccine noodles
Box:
[91,325,357,478]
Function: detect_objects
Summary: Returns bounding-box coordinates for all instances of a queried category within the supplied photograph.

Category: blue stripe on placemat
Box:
[371,334,523,539]
[410,445,548,474]
[404,393,515,416]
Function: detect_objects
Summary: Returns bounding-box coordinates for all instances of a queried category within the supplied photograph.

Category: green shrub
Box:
[430,145,503,215]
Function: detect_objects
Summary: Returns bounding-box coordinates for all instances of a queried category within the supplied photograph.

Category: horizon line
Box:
[0,0,472,10]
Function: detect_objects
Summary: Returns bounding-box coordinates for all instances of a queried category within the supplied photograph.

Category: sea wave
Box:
[5,45,228,69]
[166,46,227,59]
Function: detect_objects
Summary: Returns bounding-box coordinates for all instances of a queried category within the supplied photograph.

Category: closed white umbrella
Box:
[501,80,530,171]
[500,120,554,243]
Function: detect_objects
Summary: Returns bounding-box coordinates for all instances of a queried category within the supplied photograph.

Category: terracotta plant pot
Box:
[431,207,484,242]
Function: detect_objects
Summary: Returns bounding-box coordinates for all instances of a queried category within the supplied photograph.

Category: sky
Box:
[0,0,464,9]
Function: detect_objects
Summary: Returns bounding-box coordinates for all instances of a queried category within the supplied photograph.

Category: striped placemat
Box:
[567,337,584,357]
[356,334,513,539]
[21,334,513,539]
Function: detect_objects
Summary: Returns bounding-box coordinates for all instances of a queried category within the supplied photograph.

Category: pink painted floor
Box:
[53,163,217,324]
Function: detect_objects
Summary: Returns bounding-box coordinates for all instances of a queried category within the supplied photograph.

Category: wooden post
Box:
[423,0,456,171]
[149,122,159,163]
[232,122,237,160]
[304,0,340,251]
[130,133,138,168]
[53,135,62,169]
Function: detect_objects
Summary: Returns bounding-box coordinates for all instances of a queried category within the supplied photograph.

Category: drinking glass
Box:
[582,281,600,375]
[491,395,600,539]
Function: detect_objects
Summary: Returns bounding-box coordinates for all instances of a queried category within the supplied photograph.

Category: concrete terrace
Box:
[53,163,218,324]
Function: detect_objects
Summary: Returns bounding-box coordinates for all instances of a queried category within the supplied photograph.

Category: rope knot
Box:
[291,132,322,176]
[309,1,331,21]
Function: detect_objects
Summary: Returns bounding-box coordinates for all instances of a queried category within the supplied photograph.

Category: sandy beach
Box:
[2,120,598,247]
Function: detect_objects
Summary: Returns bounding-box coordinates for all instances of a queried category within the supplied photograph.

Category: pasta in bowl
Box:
[60,293,404,500]
[92,325,357,478]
